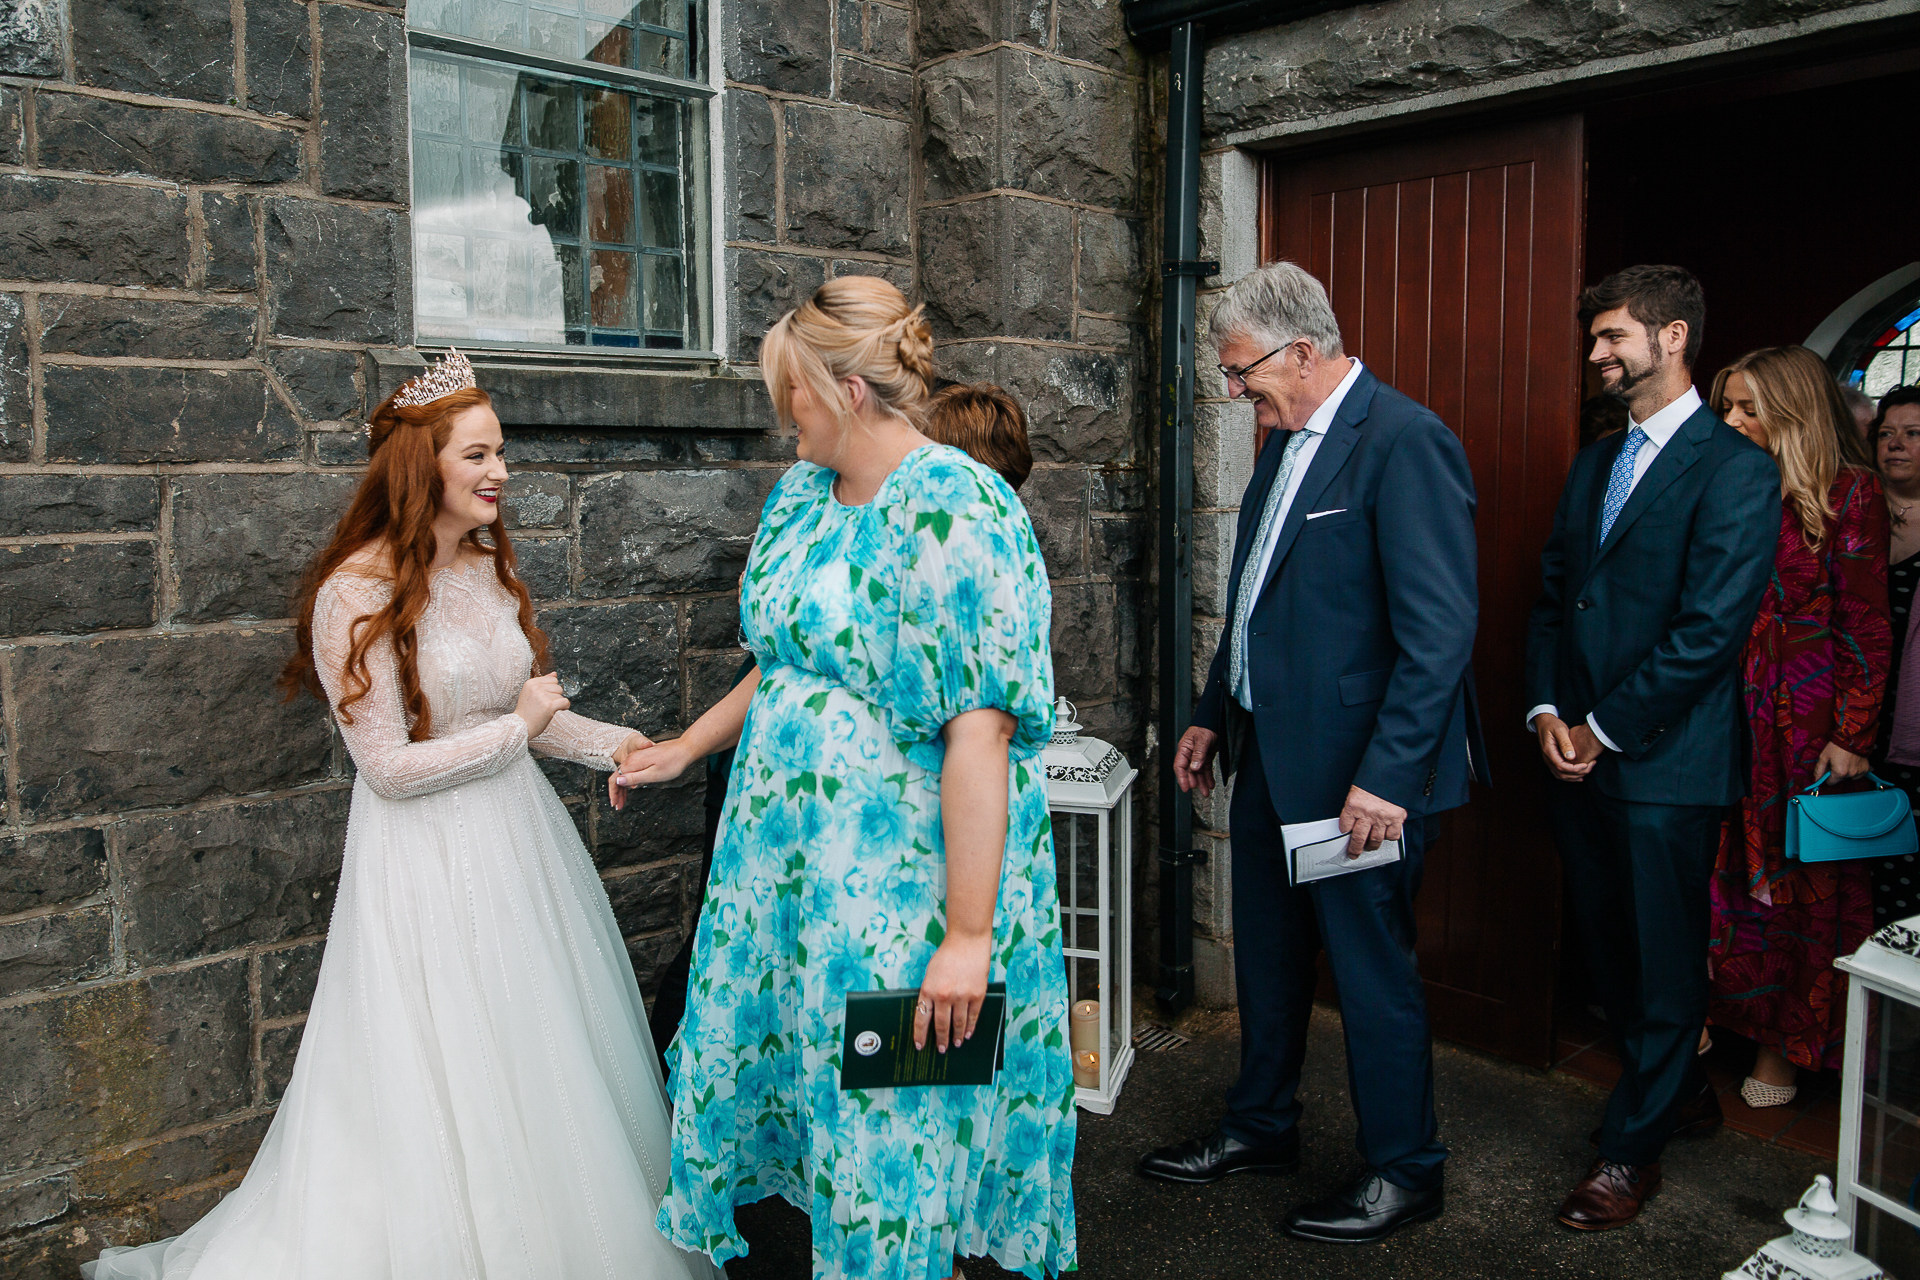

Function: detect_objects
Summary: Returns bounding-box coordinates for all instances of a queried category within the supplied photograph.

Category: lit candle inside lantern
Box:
[1070,999,1100,1055]
[1073,1049,1100,1089]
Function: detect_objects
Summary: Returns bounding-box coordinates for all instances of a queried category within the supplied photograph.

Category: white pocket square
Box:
[1304,508,1347,520]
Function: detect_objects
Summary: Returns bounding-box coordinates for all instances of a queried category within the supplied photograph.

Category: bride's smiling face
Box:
[437,405,509,530]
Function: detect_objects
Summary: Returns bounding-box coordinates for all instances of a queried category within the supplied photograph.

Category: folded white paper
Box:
[1280,817,1402,886]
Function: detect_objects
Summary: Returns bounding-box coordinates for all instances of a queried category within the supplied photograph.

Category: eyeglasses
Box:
[1217,344,1290,387]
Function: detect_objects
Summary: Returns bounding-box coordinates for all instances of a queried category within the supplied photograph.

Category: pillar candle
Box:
[1070,999,1100,1054]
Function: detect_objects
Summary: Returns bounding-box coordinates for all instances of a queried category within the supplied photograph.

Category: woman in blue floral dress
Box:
[616,278,1076,1279]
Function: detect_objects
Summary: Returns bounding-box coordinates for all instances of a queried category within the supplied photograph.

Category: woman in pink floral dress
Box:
[1707,345,1891,1108]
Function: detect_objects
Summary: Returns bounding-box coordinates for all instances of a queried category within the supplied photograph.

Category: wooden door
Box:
[1261,115,1586,1066]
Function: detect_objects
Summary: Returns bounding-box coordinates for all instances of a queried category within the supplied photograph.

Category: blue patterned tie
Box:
[1229,429,1313,697]
[1597,425,1650,545]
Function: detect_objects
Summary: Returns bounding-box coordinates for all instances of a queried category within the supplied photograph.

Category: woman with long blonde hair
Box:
[621,276,1076,1279]
[86,353,716,1280]
[1705,344,1891,1110]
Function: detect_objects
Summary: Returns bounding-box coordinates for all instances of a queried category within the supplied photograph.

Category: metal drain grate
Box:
[1133,1023,1190,1053]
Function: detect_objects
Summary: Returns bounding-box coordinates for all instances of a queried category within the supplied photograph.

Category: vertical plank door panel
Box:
[1259,115,1586,1066]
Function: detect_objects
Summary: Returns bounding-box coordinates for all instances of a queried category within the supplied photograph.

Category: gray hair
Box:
[1208,260,1344,359]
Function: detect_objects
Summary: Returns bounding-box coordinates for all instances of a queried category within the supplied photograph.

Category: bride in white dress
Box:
[86,352,718,1280]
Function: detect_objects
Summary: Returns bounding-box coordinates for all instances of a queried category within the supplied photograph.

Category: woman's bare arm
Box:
[915,706,1016,1052]
[608,666,761,808]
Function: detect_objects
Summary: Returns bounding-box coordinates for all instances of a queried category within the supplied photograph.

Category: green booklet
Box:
[839,984,1007,1090]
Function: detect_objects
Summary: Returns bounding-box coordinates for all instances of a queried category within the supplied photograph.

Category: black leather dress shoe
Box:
[1136,1128,1299,1184]
[1284,1170,1444,1244]
[1588,1077,1723,1147]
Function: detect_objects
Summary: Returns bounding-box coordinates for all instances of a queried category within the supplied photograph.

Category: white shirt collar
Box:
[1297,358,1365,437]
[1629,385,1701,448]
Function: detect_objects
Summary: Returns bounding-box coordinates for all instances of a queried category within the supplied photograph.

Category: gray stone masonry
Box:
[1202,0,1920,143]
[0,0,1157,1269]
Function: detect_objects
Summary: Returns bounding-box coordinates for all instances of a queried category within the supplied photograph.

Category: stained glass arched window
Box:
[1848,299,1920,396]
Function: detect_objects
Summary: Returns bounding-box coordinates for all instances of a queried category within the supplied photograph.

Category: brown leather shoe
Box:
[1556,1158,1661,1230]
[1587,1078,1722,1146]
[1670,1078,1724,1138]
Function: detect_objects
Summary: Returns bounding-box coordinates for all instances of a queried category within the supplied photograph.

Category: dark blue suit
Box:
[1525,400,1779,1165]
[1194,365,1486,1191]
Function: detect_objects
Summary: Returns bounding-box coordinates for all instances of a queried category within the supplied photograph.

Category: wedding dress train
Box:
[86,558,718,1280]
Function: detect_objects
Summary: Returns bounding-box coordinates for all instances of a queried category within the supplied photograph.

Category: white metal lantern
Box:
[1043,697,1137,1115]
[1723,1176,1884,1280]
[1831,915,1920,1276]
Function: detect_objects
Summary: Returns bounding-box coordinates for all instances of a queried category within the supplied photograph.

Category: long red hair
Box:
[279,385,549,741]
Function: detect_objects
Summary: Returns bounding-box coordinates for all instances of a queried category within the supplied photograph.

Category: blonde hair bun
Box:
[760,276,935,433]
[891,306,936,390]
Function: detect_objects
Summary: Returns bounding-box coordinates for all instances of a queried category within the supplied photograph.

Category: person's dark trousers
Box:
[647,661,754,1076]
[1551,780,1721,1166]
[1220,721,1448,1191]
[646,805,718,1079]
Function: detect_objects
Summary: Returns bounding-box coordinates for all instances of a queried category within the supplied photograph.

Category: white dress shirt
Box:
[1233,358,1366,710]
[1526,386,1703,750]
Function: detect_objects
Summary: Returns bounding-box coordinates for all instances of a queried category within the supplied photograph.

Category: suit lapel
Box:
[1582,405,1713,582]
[1250,368,1376,602]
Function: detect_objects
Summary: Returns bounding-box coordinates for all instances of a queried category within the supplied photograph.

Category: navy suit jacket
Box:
[1194,365,1489,824]
[1523,402,1780,806]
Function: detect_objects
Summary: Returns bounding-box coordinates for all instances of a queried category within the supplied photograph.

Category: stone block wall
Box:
[915,0,1152,758]
[0,0,1156,1269]
[1202,0,1913,144]
[722,0,916,358]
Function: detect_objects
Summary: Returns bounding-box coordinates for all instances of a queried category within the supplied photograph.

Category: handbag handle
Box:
[1800,770,1897,796]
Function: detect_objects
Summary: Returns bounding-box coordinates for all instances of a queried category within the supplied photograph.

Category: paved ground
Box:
[726,1004,1830,1279]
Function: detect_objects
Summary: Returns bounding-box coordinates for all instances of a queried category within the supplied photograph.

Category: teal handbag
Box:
[1784,771,1919,863]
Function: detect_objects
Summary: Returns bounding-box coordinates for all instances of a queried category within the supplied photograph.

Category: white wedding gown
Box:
[87,558,719,1280]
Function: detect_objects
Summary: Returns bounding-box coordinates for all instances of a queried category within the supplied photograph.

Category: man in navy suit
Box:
[1137,262,1487,1244]
[1526,265,1778,1229]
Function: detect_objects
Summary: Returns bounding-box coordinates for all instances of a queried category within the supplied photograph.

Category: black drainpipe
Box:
[1126,0,1370,1011]
[1151,22,1210,1013]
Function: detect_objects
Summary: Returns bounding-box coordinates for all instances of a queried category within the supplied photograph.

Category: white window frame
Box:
[402,0,724,361]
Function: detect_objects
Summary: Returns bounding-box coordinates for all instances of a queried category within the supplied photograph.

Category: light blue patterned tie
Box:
[1229,428,1313,697]
[1597,425,1650,545]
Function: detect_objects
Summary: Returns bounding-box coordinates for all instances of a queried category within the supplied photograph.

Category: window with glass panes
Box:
[406,0,712,352]
[1852,301,1920,399]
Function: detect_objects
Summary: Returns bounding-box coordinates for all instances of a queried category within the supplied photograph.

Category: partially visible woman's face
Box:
[1880,404,1920,485]
[1718,371,1766,447]
[789,377,836,466]
[790,375,873,472]
[437,405,508,531]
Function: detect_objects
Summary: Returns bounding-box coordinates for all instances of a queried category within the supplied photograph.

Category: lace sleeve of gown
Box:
[529,710,636,772]
[313,571,531,801]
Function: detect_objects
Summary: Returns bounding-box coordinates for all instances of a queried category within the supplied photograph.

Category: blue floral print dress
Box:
[656,445,1077,1280]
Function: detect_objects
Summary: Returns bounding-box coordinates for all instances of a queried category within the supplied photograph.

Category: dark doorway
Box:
[1585,56,1920,384]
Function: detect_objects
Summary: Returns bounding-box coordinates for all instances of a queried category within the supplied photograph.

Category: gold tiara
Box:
[391,348,477,410]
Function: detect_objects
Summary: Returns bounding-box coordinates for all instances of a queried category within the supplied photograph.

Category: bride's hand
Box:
[605,732,655,811]
[610,738,696,809]
[513,673,569,738]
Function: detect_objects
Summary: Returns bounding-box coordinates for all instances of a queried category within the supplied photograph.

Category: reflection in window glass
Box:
[407,46,702,350]
[409,0,694,81]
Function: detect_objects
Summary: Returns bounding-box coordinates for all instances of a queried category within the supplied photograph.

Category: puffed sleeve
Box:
[886,451,1055,771]
[313,572,531,800]
[1828,468,1892,755]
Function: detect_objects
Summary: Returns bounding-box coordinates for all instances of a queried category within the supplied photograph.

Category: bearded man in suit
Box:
[1526,264,1779,1229]
[1137,261,1487,1245]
